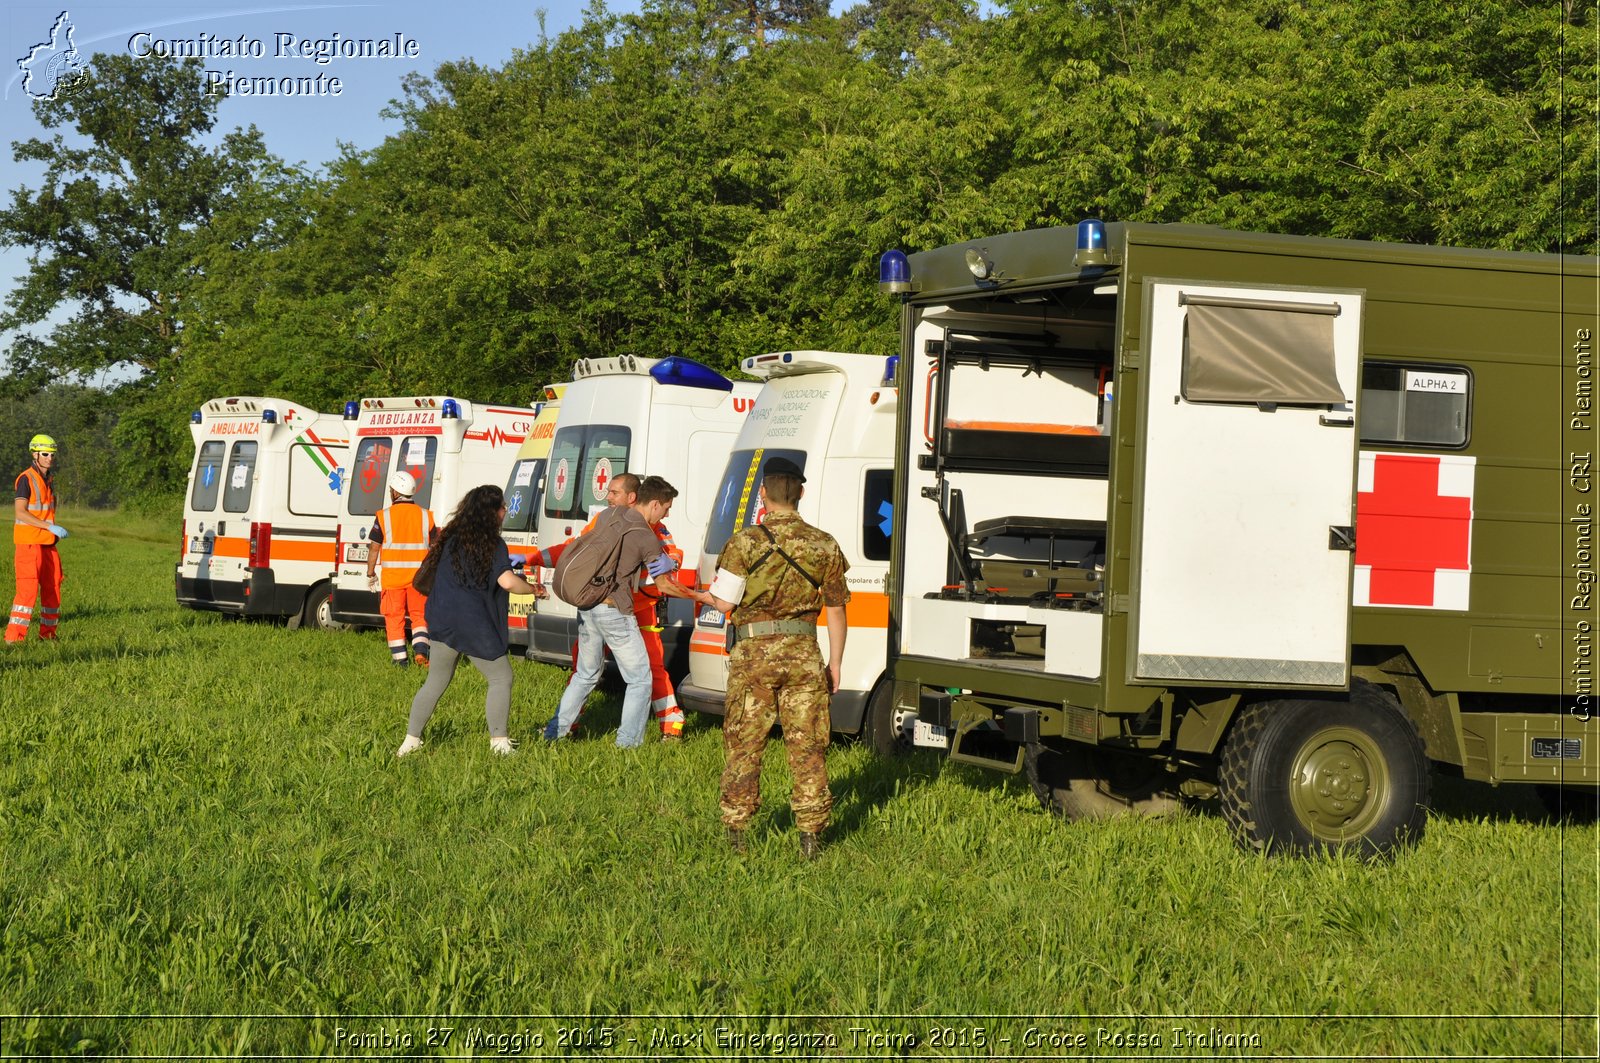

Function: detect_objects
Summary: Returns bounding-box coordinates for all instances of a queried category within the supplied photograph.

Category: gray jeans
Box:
[406,641,513,739]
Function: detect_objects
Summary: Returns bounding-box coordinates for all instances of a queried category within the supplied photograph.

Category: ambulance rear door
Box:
[1130,281,1364,689]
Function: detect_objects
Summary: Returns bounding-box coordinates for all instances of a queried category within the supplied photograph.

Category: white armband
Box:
[708,567,747,604]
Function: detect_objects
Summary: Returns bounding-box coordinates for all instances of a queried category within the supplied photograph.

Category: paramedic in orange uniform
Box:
[366,470,437,666]
[533,472,688,741]
[8,434,68,644]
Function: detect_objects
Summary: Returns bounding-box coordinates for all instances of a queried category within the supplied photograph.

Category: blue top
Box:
[424,537,513,661]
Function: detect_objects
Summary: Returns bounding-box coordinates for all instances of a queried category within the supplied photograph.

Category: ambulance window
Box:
[545,425,630,520]
[861,469,893,562]
[581,426,629,514]
[545,427,584,519]
[704,448,808,554]
[502,458,545,533]
[222,441,258,513]
[1359,363,1470,447]
[349,438,393,517]
[396,436,438,511]
[190,441,225,512]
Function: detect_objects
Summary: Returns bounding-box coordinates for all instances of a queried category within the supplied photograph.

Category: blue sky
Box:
[1,1,641,370]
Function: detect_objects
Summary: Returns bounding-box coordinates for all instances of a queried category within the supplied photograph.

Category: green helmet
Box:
[28,433,58,454]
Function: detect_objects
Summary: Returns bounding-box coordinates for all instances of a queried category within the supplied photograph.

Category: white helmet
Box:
[389,471,418,497]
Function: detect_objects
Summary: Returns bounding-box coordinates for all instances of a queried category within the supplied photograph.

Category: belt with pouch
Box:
[730,618,817,645]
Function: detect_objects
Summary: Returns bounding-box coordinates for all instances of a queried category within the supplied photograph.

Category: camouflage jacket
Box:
[720,511,849,624]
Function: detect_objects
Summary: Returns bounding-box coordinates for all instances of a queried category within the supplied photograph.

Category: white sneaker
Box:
[395,735,424,758]
[489,736,518,756]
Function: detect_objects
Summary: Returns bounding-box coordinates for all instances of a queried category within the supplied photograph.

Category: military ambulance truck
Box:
[878,220,1598,856]
[177,397,350,629]
[677,351,898,740]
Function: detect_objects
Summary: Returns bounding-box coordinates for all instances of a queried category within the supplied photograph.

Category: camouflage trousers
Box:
[719,635,832,833]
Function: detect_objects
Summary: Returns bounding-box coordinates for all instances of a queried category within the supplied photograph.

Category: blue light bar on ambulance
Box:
[883,355,899,385]
[649,356,733,392]
[441,399,461,419]
[190,410,203,424]
[878,250,911,294]
[261,410,277,424]
[343,401,359,419]
[1075,218,1108,267]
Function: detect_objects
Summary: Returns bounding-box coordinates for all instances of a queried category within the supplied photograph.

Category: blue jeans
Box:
[548,603,652,748]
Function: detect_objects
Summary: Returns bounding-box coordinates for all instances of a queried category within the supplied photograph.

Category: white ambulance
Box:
[504,383,565,650]
[675,352,899,741]
[176,397,350,628]
[330,396,537,628]
[526,356,761,670]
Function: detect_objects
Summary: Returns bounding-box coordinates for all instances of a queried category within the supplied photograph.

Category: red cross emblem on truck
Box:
[1354,452,1474,610]
[593,458,612,500]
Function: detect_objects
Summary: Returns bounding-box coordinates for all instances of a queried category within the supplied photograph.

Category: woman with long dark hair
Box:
[396,484,540,756]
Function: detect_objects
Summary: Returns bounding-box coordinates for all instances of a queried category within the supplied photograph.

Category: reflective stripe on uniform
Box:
[14,467,56,545]
[376,503,435,589]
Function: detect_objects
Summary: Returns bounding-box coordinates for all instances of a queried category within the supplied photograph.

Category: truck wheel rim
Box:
[1289,728,1388,841]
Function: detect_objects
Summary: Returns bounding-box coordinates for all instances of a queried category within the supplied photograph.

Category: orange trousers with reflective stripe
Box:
[7,543,61,642]
[381,586,429,660]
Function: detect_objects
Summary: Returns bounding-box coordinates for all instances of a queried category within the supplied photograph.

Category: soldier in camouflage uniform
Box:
[704,457,849,859]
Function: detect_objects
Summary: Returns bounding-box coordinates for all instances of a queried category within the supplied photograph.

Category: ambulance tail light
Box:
[334,523,344,568]
[248,522,272,569]
[180,520,187,561]
[649,356,734,393]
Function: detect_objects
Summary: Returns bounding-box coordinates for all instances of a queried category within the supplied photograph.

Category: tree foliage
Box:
[3,0,1594,504]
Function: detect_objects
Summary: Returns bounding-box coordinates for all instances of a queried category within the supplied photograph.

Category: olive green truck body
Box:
[883,222,1598,853]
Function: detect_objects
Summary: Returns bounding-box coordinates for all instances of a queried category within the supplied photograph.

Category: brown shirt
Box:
[594,505,664,610]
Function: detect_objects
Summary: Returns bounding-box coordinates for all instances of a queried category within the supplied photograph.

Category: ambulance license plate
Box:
[913,720,950,749]
[189,537,212,555]
[699,609,726,629]
[346,543,369,563]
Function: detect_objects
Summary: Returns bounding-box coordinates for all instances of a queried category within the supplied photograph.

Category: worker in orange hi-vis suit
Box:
[8,434,68,645]
[534,472,688,741]
[365,470,437,667]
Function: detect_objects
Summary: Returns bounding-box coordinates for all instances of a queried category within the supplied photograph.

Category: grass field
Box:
[1,507,1596,1059]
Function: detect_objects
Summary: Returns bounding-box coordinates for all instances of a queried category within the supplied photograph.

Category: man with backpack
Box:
[546,475,706,748]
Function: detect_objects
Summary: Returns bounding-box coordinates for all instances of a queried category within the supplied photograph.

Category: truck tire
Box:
[1024,740,1181,820]
[301,581,350,632]
[1218,686,1429,858]
[864,681,912,757]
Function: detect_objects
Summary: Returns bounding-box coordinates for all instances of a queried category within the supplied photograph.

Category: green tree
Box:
[0,53,287,384]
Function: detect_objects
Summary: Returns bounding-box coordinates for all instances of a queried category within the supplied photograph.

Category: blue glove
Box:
[47,523,68,539]
[508,553,528,566]
[646,552,677,578]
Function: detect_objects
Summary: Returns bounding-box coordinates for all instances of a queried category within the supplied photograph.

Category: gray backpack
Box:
[551,513,647,609]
